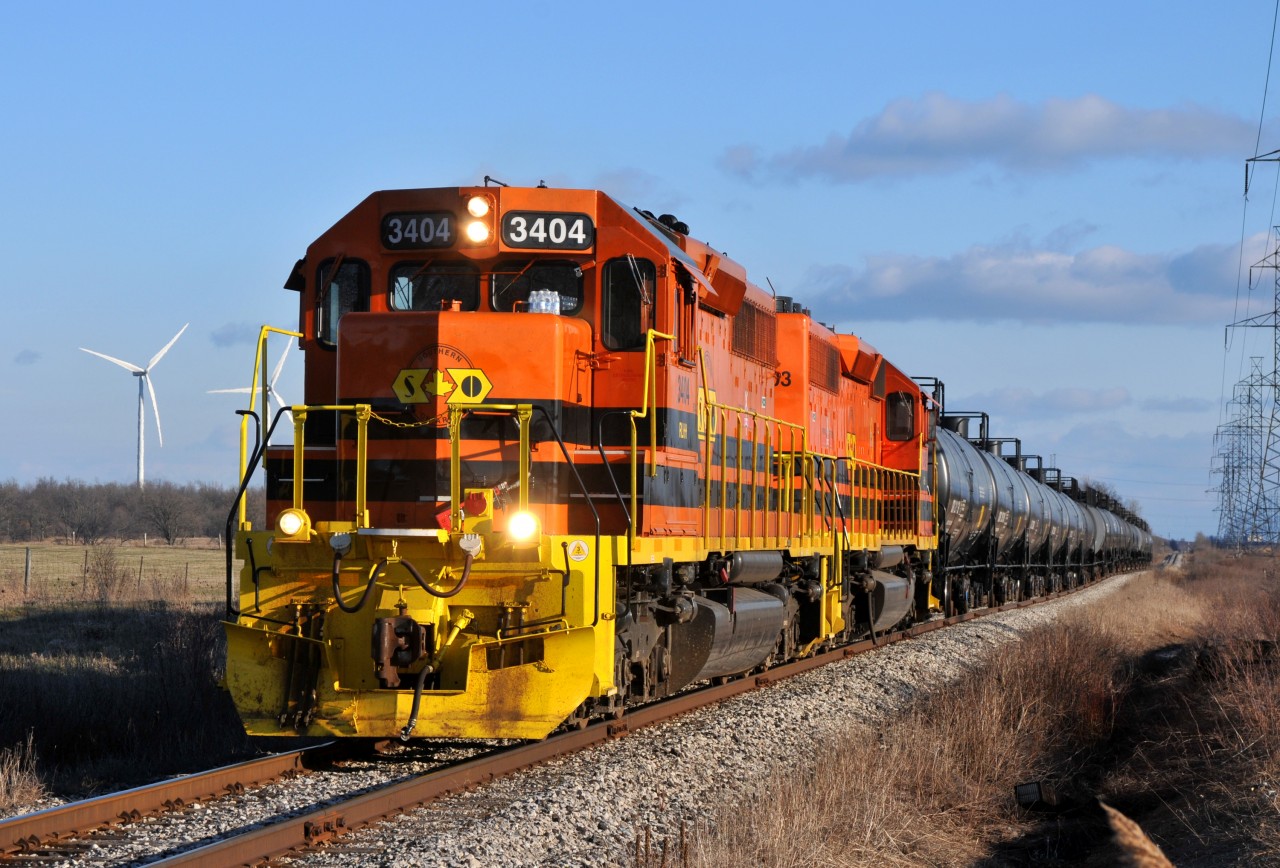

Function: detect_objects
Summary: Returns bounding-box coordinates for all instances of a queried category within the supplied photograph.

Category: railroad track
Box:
[0,580,1116,866]
[0,743,346,863]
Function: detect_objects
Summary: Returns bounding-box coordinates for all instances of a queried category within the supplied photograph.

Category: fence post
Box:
[82,548,89,581]
[138,555,144,589]
[184,562,190,595]
[24,547,31,596]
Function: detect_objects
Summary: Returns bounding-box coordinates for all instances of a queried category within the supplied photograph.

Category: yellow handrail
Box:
[237,325,303,530]
[627,330,675,537]
[286,403,372,527]
[448,403,533,530]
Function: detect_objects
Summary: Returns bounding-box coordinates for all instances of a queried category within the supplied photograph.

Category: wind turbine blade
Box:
[208,387,252,395]
[147,323,189,370]
[80,347,143,373]
[146,374,164,447]
[269,348,289,387]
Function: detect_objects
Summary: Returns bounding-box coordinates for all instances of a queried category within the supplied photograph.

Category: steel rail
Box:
[0,743,336,856]
[147,574,1135,867]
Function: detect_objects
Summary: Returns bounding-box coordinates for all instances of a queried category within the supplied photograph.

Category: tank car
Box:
[930,402,1151,614]
[218,183,1151,741]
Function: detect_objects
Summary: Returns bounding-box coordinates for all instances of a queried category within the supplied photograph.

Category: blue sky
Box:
[3,1,1273,540]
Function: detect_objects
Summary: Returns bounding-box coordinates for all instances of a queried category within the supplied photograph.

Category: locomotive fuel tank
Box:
[867,569,914,632]
[669,587,787,683]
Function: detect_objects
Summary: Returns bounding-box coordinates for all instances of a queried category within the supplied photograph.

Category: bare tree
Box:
[142,482,196,545]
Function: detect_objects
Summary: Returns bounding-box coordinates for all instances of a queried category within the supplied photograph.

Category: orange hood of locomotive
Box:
[335,311,594,411]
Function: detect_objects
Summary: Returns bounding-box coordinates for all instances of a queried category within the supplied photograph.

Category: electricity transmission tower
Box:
[1214,359,1272,545]
[1218,227,1280,546]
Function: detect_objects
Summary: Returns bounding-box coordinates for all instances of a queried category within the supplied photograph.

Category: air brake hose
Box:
[401,553,473,598]
[331,552,386,614]
[399,661,435,741]
[400,608,474,741]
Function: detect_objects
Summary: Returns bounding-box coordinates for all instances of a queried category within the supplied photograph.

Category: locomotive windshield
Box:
[489,259,583,314]
[389,262,479,311]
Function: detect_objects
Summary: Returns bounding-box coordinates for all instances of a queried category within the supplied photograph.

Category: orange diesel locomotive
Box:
[221,183,1148,740]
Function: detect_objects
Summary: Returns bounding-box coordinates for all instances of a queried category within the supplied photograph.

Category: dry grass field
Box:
[687,551,1280,867]
[0,542,249,807]
[0,539,232,605]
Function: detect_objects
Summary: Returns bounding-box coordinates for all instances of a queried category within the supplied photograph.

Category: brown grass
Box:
[689,608,1131,867]
[684,554,1280,867]
[0,732,45,811]
[1101,803,1174,868]
[0,599,250,802]
[0,540,233,606]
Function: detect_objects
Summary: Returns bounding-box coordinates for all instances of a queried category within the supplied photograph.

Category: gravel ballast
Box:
[298,575,1139,868]
[14,574,1138,866]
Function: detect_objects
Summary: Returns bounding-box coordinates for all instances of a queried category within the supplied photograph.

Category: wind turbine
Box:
[80,323,189,488]
[209,344,294,426]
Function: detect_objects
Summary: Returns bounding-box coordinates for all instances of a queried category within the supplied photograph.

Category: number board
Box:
[501,211,594,251]
[382,212,455,249]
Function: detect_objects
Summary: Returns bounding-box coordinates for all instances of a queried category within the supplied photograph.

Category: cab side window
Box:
[316,258,369,347]
[602,256,654,351]
[886,390,916,441]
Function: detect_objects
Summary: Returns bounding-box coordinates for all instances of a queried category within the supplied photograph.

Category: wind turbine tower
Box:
[80,323,189,488]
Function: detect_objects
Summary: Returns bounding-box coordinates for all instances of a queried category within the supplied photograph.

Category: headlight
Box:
[466,195,491,217]
[275,508,311,540]
[507,511,539,542]
[465,220,490,243]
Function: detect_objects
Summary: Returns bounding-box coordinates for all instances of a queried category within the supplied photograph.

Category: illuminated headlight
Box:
[466,196,491,217]
[465,220,490,243]
[276,508,311,540]
[507,511,539,542]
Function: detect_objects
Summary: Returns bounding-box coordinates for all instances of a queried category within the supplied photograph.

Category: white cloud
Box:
[954,386,1132,419]
[805,232,1261,325]
[722,93,1253,183]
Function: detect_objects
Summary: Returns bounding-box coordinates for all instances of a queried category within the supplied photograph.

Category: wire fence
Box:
[0,542,238,607]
